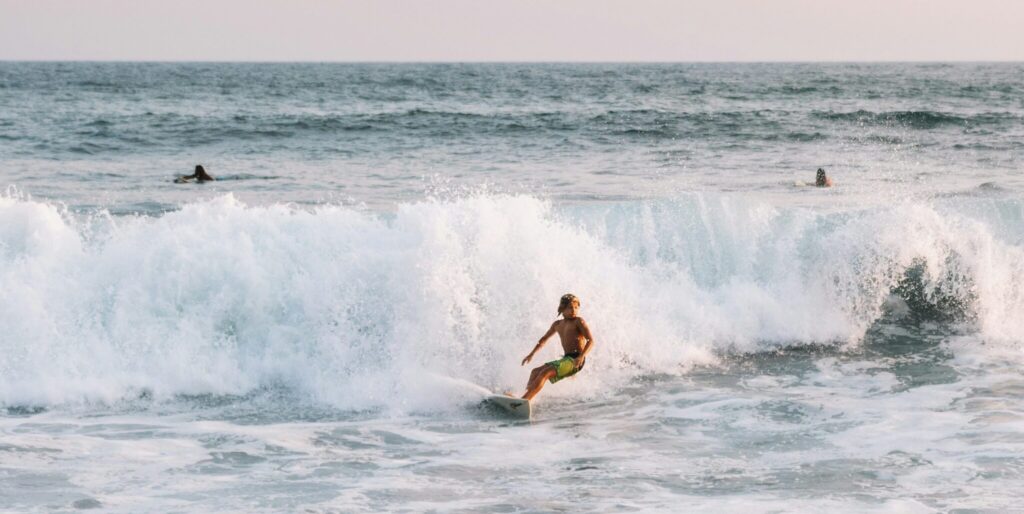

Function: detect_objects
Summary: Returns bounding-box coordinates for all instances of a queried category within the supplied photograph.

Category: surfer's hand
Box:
[521,354,533,366]
[574,356,584,369]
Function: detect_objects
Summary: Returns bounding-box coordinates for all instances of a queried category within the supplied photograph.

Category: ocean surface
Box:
[2,62,1024,512]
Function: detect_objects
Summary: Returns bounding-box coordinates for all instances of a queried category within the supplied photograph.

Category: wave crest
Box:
[2,193,1023,408]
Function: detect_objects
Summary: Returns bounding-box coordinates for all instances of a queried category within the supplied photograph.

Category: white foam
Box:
[2,192,1024,409]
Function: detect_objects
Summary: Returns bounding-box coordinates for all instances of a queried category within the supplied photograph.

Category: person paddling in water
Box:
[815,167,833,187]
[175,165,215,183]
[519,293,595,400]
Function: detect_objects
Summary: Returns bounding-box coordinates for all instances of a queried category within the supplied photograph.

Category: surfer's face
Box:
[561,300,579,318]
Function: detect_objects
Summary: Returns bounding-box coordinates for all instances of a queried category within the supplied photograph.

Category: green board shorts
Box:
[546,354,585,383]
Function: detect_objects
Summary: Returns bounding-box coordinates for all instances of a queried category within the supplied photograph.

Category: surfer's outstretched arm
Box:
[521,322,557,365]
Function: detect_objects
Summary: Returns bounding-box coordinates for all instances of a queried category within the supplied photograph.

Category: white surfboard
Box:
[484,395,532,420]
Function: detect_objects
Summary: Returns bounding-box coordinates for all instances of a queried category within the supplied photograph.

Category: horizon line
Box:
[2,59,1023,65]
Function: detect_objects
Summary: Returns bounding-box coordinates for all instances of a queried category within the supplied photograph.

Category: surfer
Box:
[519,293,595,401]
[815,167,833,187]
[175,165,215,183]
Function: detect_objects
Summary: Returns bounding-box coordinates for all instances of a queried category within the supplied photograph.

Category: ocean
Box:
[1,62,1023,512]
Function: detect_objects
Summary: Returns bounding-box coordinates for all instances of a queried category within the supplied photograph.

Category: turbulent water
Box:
[2,63,1024,512]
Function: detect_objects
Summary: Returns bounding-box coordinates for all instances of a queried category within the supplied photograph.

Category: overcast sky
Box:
[1,0,1021,62]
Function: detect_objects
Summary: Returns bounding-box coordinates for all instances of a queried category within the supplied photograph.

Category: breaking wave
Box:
[2,192,1023,408]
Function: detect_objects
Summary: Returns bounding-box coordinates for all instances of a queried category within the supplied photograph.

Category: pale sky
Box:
[1,0,1021,62]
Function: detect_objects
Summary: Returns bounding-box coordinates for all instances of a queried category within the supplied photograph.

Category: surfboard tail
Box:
[484,395,532,420]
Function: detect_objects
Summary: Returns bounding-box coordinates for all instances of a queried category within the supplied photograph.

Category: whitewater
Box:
[3,190,1024,405]
[2,63,1024,512]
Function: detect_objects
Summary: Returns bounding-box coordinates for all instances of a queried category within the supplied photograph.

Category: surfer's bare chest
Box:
[554,318,585,353]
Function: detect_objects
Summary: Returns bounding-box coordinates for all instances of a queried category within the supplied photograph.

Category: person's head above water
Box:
[174,164,215,184]
[558,293,580,317]
[815,168,831,187]
[194,165,214,181]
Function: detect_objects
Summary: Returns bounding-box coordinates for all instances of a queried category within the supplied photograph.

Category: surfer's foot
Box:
[503,391,517,398]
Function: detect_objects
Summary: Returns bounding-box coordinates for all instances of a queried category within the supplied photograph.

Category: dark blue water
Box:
[2,62,1022,210]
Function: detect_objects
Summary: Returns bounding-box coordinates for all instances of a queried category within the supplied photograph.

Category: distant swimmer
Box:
[815,167,833,187]
[518,294,595,401]
[175,165,215,183]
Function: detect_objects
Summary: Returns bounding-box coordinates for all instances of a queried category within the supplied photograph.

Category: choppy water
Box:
[2,63,1024,512]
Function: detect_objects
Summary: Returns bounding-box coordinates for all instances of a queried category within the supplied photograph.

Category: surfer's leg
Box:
[524,364,545,391]
[527,366,544,384]
[523,366,557,400]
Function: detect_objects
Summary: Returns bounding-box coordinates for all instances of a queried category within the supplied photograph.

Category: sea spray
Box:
[2,192,1024,409]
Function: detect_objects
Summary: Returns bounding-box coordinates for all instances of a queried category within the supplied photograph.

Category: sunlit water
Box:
[2,63,1023,512]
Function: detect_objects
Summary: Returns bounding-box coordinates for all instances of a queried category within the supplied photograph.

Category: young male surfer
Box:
[519,294,595,400]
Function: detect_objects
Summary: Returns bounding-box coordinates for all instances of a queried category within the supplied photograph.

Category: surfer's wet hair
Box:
[816,168,827,185]
[194,165,213,181]
[558,293,580,313]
